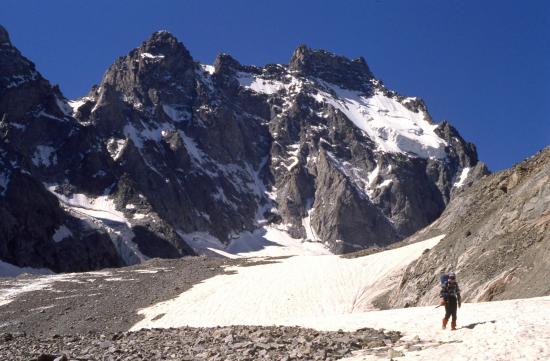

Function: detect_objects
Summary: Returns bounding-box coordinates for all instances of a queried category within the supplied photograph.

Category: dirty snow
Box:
[0,273,76,307]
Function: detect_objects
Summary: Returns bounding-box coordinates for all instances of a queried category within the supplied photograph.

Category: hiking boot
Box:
[451,320,457,331]
[442,318,448,330]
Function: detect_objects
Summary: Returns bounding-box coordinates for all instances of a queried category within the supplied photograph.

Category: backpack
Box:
[440,272,449,285]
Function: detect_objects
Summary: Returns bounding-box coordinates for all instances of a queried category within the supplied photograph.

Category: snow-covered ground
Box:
[131,235,444,330]
[337,296,550,361]
[131,234,549,360]
[0,260,52,278]
[181,225,332,258]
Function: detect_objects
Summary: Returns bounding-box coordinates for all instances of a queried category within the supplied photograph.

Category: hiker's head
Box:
[448,272,456,282]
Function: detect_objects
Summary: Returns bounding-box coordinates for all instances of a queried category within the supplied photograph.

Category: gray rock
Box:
[0,24,487,271]
[381,146,550,307]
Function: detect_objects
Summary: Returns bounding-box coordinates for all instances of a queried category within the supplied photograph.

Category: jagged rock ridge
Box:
[0,26,488,271]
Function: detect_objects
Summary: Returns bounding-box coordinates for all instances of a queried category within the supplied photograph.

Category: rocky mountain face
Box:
[0,25,488,272]
[381,147,550,307]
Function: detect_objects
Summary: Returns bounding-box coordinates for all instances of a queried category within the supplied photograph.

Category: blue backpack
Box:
[440,272,449,285]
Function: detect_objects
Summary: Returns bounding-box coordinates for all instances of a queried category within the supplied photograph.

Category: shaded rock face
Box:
[0,26,487,271]
[381,147,550,308]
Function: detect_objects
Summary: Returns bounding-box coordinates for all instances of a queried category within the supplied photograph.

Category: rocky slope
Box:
[2,326,402,361]
[0,25,488,271]
[381,146,550,307]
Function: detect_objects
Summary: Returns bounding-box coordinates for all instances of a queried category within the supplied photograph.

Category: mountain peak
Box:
[213,53,243,74]
[0,25,11,45]
[137,30,193,62]
[289,45,374,91]
[145,30,179,45]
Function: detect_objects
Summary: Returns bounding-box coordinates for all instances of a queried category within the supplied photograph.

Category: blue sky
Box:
[1,0,548,171]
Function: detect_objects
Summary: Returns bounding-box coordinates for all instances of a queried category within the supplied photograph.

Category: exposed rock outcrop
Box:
[0,25,487,271]
[382,147,550,307]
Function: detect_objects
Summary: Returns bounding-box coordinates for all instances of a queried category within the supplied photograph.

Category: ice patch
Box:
[52,225,73,243]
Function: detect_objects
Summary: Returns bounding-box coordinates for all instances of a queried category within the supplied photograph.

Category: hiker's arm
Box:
[457,284,462,307]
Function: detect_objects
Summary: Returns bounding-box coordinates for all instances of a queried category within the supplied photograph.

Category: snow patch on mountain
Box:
[52,225,73,243]
[162,104,191,122]
[313,83,447,159]
[200,64,215,75]
[0,171,10,196]
[140,52,165,60]
[0,272,75,307]
[238,72,304,98]
[180,225,331,258]
[106,138,127,161]
[47,188,127,224]
[0,260,52,278]
[45,185,146,265]
[55,96,73,117]
[454,167,471,188]
[32,145,57,167]
[302,206,321,242]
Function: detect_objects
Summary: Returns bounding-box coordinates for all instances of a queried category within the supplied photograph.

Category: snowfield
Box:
[131,236,444,330]
[336,296,550,360]
[131,234,550,360]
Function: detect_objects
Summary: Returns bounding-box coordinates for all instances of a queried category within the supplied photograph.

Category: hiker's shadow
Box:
[459,320,497,330]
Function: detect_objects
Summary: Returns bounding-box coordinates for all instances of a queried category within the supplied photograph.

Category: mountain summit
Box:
[0,28,489,272]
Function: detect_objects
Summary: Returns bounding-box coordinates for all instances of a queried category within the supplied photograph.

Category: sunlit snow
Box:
[454,167,471,188]
[131,235,444,330]
[314,84,447,159]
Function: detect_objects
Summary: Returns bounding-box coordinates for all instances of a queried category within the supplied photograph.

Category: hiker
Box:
[439,271,461,330]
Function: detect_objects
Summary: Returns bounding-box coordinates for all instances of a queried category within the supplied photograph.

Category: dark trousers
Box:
[444,297,458,322]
